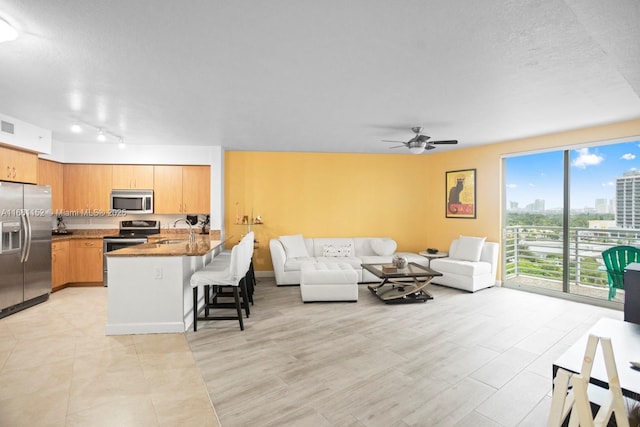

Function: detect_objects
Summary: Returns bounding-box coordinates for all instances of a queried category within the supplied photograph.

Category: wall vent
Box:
[1,120,15,134]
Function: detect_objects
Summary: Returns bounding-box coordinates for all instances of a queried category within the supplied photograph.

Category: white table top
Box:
[418,251,448,258]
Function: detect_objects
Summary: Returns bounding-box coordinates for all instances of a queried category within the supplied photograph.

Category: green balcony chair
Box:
[601,245,640,300]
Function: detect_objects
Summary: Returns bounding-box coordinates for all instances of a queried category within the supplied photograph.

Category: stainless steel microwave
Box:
[110,189,153,214]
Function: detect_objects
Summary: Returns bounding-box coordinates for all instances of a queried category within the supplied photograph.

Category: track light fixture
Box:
[69,120,125,146]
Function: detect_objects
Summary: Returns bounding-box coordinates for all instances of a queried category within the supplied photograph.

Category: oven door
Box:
[103,238,147,286]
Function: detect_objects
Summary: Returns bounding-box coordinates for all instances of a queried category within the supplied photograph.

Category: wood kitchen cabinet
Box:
[51,240,69,291]
[69,239,103,283]
[38,159,64,212]
[154,165,210,214]
[63,164,112,212]
[112,165,154,189]
[0,145,38,184]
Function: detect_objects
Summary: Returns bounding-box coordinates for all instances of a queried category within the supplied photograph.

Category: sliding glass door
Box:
[504,138,640,304]
[504,151,565,294]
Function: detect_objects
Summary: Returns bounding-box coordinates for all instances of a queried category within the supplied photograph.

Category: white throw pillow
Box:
[452,235,486,262]
[279,234,309,258]
[370,238,397,256]
[322,244,352,257]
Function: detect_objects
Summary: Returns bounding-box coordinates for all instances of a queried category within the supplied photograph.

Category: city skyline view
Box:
[506,139,640,211]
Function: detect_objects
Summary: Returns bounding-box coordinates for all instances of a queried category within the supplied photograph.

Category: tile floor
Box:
[187,278,625,427]
[0,278,629,427]
[0,287,219,427]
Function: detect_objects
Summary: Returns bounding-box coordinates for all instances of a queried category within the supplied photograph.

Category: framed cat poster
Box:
[446,168,476,218]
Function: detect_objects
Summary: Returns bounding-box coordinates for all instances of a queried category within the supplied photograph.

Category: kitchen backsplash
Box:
[52,214,210,230]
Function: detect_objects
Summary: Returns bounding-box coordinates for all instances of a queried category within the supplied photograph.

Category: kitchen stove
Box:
[103,220,160,285]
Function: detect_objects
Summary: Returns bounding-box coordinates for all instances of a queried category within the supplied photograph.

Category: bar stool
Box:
[217,232,256,305]
[190,240,251,331]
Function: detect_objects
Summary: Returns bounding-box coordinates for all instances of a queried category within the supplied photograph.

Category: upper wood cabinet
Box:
[154,165,210,214]
[0,145,38,184]
[182,166,210,213]
[63,164,113,212]
[112,165,154,189]
[37,159,64,211]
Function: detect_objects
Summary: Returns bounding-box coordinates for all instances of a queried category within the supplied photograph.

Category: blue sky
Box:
[505,139,640,210]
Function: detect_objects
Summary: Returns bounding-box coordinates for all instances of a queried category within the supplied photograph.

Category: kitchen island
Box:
[105,235,224,335]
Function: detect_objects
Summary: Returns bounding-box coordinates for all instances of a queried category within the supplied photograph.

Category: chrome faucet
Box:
[173,218,196,245]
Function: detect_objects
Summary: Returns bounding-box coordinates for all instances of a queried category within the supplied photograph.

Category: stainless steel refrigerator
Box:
[0,181,51,318]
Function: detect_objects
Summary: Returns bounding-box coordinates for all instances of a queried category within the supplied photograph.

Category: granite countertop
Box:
[51,229,216,241]
[106,236,223,257]
[51,229,117,241]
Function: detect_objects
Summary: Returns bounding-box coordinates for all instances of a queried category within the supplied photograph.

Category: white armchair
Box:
[429,236,499,292]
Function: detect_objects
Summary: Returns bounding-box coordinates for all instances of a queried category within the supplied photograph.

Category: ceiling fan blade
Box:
[416,135,431,143]
[382,140,408,144]
[430,140,458,145]
[389,145,406,149]
[424,144,437,150]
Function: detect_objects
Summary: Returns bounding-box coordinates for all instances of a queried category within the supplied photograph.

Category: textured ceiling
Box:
[0,0,638,154]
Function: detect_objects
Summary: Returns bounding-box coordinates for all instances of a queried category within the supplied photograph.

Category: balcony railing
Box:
[503,226,640,301]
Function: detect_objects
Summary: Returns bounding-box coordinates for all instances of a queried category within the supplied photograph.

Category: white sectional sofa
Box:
[429,236,499,292]
[269,235,429,285]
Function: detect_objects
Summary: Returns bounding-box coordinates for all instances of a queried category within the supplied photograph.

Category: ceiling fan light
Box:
[409,146,425,154]
[0,18,18,43]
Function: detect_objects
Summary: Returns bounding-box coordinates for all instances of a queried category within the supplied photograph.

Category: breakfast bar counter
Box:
[107,235,220,257]
[105,238,225,335]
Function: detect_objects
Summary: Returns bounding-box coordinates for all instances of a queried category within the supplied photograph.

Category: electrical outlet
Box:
[153,267,162,279]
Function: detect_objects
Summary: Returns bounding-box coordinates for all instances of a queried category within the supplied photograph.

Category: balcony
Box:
[503,226,640,304]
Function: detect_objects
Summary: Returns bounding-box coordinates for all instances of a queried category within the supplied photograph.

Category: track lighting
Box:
[69,119,124,146]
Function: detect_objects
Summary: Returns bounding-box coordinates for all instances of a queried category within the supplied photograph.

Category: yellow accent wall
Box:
[225,152,431,270]
[226,119,640,274]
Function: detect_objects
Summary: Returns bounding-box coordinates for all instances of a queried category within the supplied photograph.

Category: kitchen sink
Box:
[157,239,188,244]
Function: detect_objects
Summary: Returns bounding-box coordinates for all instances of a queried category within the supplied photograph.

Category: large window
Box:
[504,138,640,305]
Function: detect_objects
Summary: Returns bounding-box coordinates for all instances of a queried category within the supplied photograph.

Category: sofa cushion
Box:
[280,234,309,258]
[322,243,353,257]
[314,256,363,269]
[451,235,486,262]
[370,238,397,256]
[284,257,317,271]
[430,258,491,276]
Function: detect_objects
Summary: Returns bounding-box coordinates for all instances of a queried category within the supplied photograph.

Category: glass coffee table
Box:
[362,262,442,304]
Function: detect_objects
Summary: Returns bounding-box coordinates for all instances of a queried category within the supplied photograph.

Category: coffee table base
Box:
[367,278,434,304]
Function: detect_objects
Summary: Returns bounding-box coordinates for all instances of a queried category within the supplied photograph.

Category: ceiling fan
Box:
[383,127,458,154]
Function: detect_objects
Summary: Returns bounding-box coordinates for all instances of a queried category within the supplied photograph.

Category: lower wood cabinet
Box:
[69,239,103,283]
[51,240,69,291]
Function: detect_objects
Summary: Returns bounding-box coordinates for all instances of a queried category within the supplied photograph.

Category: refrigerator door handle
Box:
[24,211,32,262]
[19,214,27,262]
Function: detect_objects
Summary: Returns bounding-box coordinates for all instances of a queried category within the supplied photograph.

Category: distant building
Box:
[595,198,609,214]
[524,199,545,212]
[616,171,640,228]
[588,220,617,229]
